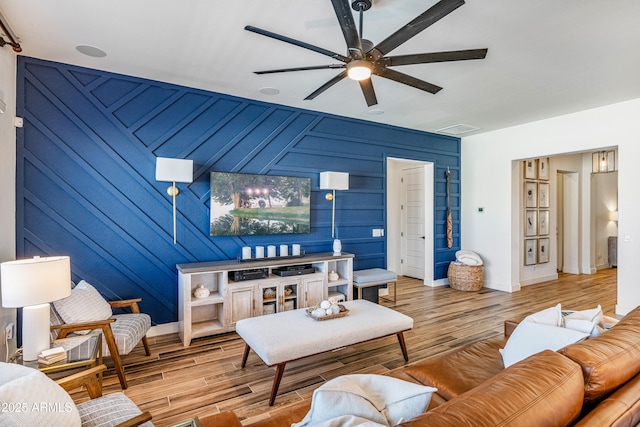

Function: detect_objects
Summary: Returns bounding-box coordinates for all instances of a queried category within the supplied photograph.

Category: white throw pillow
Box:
[53,280,112,334]
[524,303,563,326]
[455,250,483,266]
[0,362,81,426]
[293,374,437,427]
[499,321,589,368]
[564,305,605,337]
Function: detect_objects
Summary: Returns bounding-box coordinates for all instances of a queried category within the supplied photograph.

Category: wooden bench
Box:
[236,299,413,405]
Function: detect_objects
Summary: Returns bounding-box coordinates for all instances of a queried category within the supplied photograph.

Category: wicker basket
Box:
[448,263,483,291]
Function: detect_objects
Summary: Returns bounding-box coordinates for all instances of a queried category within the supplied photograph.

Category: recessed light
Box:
[75,44,107,58]
[367,108,384,115]
[260,87,280,95]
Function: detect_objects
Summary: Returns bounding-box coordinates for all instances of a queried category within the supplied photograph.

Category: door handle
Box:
[421,236,426,239]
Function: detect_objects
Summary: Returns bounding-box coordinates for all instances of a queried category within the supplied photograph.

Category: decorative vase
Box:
[193,285,210,299]
[328,270,339,282]
[332,239,342,256]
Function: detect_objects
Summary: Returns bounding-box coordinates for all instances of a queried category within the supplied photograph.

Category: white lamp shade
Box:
[156,157,193,183]
[1,256,71,308]
[609,211,619,221]
[320,171,349,190]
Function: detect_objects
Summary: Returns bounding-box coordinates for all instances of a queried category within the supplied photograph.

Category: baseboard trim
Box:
[148,322,178,337]
[520,273,559,287]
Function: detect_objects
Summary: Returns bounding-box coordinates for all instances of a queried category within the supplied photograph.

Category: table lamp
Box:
[1,256,71,361]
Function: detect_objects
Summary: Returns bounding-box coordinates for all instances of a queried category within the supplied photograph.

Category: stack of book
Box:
[38,346,67,365]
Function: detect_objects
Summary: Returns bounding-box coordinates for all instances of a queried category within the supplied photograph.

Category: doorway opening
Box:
[386,157,434,286]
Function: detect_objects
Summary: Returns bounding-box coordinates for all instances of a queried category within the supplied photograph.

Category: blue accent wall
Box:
[15,56,460,325]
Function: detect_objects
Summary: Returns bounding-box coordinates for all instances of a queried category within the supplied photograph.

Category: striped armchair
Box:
[51,280,151,389]
[0,362,153,427]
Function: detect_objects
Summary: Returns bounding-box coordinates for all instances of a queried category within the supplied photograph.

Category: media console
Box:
[176,252,354,346]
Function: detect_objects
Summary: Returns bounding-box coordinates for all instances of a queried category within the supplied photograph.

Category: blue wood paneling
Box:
[15,57,461,325]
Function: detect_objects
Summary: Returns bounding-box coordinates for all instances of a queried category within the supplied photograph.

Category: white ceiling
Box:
[2,0,640,136]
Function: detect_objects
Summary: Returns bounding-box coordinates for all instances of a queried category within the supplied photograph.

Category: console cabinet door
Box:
[303,277,326,307]
[227,284,255,326]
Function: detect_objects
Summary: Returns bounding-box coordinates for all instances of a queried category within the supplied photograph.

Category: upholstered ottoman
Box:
[236,299,413,405]
[353,268,398,302]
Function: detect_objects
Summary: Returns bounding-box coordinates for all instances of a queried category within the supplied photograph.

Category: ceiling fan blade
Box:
[331,0,363,59]
[386,49,488,66]
[304,70,348,100]
[245,25,350,62]
[358,78,378,107]
[374,0,465,56]
[376,68,442,94]
[254,64,346,75]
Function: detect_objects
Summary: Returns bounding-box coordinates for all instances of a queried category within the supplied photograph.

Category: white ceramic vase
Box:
[332,239,342,256]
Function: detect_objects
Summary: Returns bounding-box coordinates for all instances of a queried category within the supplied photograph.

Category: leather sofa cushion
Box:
[239,401,311,427]
[398,350,584,427]
[559,305,640,405]
[200,410,243,427]
[402,335,506,400]
[573,373,640,427]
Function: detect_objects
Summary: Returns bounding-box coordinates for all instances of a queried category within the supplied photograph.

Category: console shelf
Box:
[177,252,354,346]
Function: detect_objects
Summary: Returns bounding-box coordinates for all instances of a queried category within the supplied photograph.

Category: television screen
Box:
[210,172,311,236]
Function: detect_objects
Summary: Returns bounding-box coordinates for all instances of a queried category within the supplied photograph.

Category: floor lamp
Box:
[320,171,349,255]
[1,256,71,361]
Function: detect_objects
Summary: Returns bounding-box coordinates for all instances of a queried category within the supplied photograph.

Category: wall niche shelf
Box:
[177,252,354,346]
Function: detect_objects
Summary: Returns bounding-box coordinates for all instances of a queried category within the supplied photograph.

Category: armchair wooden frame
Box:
[57,364,152,427]
[51,298,151,389]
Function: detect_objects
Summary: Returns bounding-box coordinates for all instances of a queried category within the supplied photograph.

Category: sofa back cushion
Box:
[403,335,506,401]
[399,350,584,427]
[559,305,640,405]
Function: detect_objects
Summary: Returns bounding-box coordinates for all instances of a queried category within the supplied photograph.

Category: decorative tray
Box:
[305,304,349,321]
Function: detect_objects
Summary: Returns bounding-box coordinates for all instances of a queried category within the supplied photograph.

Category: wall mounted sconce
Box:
[1,256,71,360]
[609,211,619,222]
[320,171,349,255]
[592,150,616,173]
[155,157,193,244]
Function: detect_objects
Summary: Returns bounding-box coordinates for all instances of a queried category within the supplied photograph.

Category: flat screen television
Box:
[210,172,311,236]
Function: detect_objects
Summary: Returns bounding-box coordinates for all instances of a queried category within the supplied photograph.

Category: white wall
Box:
[0,47,17,361]
[593,172,618,269]
[462,98,640,315]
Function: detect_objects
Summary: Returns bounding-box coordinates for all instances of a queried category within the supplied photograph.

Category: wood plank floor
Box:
[69,269,618,426]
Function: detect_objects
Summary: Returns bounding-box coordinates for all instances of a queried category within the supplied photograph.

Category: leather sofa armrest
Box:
[504,319,519,337]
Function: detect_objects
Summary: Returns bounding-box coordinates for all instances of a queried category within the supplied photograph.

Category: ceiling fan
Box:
[245,0,488,107]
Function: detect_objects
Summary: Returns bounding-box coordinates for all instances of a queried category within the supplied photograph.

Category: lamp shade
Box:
[1,256,71,308]
[155,157,193,183]
[320,171,349,190]
[609,211,619,221]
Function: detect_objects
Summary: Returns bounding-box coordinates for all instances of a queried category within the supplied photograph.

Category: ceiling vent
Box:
[436,124,480,135]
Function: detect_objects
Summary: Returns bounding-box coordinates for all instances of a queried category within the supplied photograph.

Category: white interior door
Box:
[401,166,426,279]
[562,172,580,274]
[556,172,564,271]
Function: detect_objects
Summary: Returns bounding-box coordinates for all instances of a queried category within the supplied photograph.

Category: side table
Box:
[10,333,103,381]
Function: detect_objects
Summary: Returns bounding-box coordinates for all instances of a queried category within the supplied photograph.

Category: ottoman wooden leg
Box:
[397,332,409,362]
[241,343,251,368]
[269,363,287,406]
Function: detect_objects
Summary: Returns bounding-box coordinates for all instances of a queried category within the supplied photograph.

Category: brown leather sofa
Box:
[201,305,640,427]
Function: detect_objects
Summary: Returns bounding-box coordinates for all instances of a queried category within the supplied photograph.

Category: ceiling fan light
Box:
[347,60,372,81]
